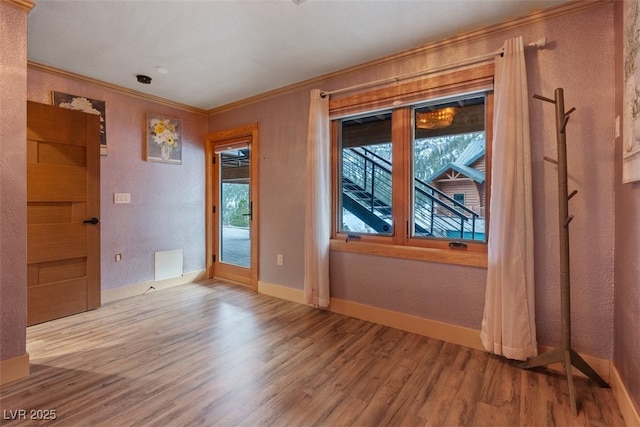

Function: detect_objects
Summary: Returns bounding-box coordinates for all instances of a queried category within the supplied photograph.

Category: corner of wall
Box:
[611,364,640,427]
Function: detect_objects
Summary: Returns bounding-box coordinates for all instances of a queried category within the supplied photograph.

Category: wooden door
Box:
[26,101,101,325]
[206,124,259,290]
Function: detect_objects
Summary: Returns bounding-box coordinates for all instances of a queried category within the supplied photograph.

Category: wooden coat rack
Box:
[518,88,608,416]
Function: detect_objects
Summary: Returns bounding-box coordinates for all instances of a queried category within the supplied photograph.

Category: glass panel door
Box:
[208,124,259,289]
[219,145,251,268]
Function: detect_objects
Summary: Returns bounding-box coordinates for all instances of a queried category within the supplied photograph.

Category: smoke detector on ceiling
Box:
[136,74,152,84]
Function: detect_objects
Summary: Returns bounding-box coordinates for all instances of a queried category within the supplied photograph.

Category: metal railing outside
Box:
[342,147,484,240]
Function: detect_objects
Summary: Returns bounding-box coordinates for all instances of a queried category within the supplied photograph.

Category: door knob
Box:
[83,217,99,224]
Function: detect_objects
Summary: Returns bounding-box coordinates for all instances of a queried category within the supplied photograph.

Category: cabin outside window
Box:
[329,65,493,266]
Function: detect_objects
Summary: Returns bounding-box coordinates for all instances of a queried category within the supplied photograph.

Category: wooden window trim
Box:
[330,65,493,268]
[404,91,493,255]
[330,238,487,268]
[329,63,494,118]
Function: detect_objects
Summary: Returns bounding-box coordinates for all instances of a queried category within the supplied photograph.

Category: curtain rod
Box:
[321,37,547,98]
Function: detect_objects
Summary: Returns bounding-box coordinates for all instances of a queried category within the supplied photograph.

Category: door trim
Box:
[206,123,259,290]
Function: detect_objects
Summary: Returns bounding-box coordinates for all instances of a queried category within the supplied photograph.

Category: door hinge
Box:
[212,205,216,213]
[212,254,216,262]
[212,156,216,164]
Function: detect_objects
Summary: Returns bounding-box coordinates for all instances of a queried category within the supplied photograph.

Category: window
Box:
[339,112,393,235]
[411,95,487,243]
[330,66,493,264]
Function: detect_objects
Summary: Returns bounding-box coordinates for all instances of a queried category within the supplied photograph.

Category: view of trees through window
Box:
[221,183,250,228]
[361,132,483,180]
[341,133,484,234]
[413,132,483,181]
[411,131,486,241]
[338,93,487,242]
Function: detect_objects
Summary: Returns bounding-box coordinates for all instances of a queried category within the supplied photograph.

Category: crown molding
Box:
[207,0,609,115]
[27,61,208,116]
[24,0,607,116]
[2,0,35,13]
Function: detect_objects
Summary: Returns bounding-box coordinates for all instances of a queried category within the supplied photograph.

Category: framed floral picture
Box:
[53,91,107,155]
[146,113,182,164]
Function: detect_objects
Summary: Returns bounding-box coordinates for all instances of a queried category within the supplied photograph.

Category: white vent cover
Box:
[154,250,183,281]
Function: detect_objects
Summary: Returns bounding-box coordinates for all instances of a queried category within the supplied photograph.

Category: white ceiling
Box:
[27,0,569,111]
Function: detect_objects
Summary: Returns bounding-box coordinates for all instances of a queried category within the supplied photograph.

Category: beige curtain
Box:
[304,89,331,307]
[480,37,537,361]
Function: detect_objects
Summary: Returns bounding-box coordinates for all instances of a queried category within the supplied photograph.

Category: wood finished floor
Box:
[0,279,625,426]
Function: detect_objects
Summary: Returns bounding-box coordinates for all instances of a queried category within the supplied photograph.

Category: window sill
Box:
[330,239,487,268]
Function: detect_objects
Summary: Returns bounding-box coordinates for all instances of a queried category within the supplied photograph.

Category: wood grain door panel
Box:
[27,277,88,326]
[27,164,87,201]
[36,141,87,166]
[29,258,87,284]
[27,101,100,326]
[27,107,89,146]
[27,223,88,264]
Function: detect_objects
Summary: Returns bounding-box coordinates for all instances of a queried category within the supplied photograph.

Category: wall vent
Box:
[154,250,183,281]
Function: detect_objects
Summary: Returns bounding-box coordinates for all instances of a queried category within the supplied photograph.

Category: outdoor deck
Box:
[221,226,250,267]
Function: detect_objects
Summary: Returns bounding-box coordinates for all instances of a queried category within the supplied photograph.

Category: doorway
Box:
[206,124,259,289]
[26,101,101,325]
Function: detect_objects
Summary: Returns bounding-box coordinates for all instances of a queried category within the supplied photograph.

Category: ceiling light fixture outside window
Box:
[416,107,456,129]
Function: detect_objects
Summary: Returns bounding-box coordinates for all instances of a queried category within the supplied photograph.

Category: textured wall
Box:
[0,3,28,360]
[613,0,640,414]
[526,6,615,359]
[207,92,309,289]
[209,3,616,358]
[27,70,208,290]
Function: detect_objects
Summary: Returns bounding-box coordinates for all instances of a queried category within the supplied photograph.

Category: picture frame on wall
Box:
[52,91,107,156]
[623,1,640,183]
[145,113,182,164]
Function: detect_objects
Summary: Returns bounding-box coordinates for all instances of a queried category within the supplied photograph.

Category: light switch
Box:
[114,193,130,204]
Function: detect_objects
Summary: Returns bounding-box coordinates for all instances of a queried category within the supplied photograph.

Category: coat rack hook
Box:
[564,215,574,227]
[568,190,578,200]
[533,94,556,104]
[543,156,558,165]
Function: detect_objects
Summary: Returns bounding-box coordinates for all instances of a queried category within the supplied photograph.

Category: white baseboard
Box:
[258,280,305,304]
[330,296,485,350]
[0,353,29,386]
[102,269,206,304]
[258,280,486,351]
[611,364,640,427]
[257,280,611,382]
